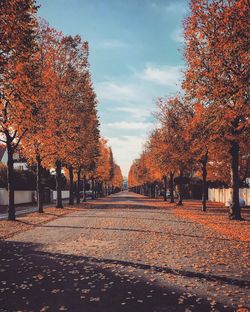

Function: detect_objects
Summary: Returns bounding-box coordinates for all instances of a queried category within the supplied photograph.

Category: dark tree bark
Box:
[155,184,158,198]
[95,180,99,198]
[68,165,74,205]
[91,178,95,199]
[76,168,81,204]
[201,152,208,212]
[104,183,107,196]
[140,185,143,195]
[169,172,175,203]
[56,160,63,208]
[163,175,167,201]
[177,170,183,206]
[36,155,43,213]
[83,175,87,202]
[147,184,150,197]
[100,181,103,197]
[229,140,242,220]
[151,183,156,198]
[7,142,15,220]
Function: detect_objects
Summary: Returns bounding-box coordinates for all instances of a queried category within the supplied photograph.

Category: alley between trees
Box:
[1,192,249,311]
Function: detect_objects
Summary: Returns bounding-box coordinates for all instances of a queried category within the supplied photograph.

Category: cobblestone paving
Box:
[0,192,249,312]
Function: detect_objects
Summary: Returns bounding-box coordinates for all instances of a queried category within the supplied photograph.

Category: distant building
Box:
[122,178,128,190]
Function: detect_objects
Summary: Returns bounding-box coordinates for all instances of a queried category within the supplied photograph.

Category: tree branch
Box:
[14,129,28,150]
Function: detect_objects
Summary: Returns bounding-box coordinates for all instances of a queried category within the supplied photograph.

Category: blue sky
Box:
[37,0,189,176]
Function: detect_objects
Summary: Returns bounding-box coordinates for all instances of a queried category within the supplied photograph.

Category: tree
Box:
[0,0,38,220]
[95,139,115,197]
[38,26,90,208]
[156,95,195,205]
[20,21,60,213]
[112,164,123,191]
[147,128,175,202]
[187,103,211,211]
[183,0,250,219]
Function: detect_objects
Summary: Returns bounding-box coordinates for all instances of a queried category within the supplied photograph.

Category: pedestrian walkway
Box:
[0,191,249,311]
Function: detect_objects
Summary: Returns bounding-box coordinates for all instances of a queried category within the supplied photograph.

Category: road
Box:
[0,191,249,311]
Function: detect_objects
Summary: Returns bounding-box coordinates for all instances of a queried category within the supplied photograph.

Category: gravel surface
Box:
[0,191,249,312]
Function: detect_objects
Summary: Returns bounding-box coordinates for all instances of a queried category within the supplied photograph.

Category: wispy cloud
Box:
[96,81,137,101]
[105,121,153,130]
[171,27,184,44]
[96,63,184,175]
[137,64,183,87]
[108,135,146,176]
[151,1,188,15]
[97,39,130,49]
[164,1,188,15]
[113,106,151,119]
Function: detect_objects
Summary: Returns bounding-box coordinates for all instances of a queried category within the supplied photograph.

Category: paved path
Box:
[0,199,71,220]
[0,191,249,311]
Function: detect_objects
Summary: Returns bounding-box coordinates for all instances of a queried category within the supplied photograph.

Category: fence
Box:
[0,189,35,205]
[208,188,250,206]
[0,189,69,205]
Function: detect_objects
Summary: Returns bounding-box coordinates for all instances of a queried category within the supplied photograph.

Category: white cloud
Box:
[95,63,184,175]
[105,121,153,130]
[97,40,129,49]
[137,64,183,87]
[113,106,151,119]
[164,2,188,15]
[171,27,184,44]
[151,1,188,15]
[108,135,146,176]
[96,81,137,102]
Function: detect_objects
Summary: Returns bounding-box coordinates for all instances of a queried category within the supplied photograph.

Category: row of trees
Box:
[0,0,123,220]
[128,0,249,220]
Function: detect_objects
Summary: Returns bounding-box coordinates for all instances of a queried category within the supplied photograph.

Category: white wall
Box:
[0,189,35,205]
[14,162,29,171]
[52,190,69,201]
[208,188,250,206]
[1,150,8,164]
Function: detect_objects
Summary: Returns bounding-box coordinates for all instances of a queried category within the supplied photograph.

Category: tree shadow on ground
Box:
[87,195,250,221]
[0,240,234,312]
[36,223,246,243]
[61,214,197,224]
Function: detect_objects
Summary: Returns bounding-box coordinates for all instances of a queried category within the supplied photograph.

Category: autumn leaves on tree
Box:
[0,0,38,220]
[0,0,248,221]
[129,0,249,220]
[0,0,123,220]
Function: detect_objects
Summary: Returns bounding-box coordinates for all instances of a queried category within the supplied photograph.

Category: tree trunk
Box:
[98,181,100,197]
[229,141,242,220]
[91,178,95,199]
[7,143,15,221]
[83,175,86,202]
[69,165,74,205]
[201,152,208,212]
[76,168,81,204]
[151,183,155,198]
[163,175,167,201]
[169,172,175,203]
[36,155,43,213]
[155,184,157,198]
[56,160,63,208]
[177,170,183,206]
[94,181,97,198]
